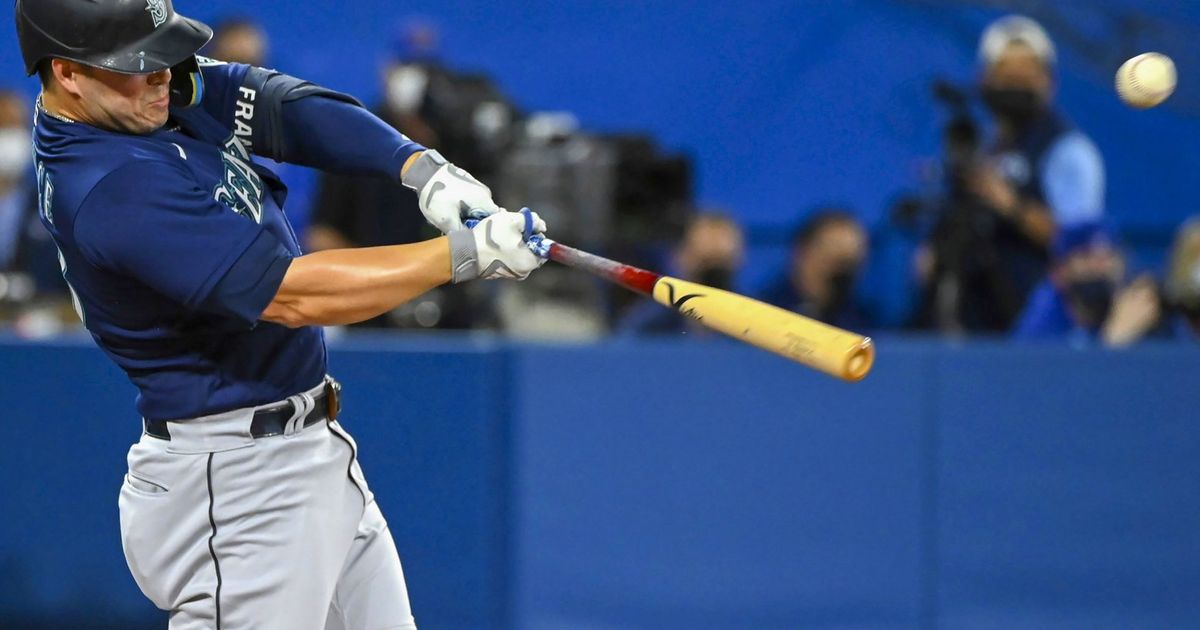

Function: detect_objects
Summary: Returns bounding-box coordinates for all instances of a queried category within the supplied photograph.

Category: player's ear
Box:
[50,59,86,98]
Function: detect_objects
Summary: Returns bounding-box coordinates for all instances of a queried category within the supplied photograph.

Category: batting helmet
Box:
[14,0,212,105]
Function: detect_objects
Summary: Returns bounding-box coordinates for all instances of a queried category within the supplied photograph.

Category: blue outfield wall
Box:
[0,336,1198,629]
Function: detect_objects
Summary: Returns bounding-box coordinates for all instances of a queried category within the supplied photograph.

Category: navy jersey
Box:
[32,59,422,421]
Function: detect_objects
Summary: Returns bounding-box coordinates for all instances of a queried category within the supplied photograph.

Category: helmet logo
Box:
[146,0,167,28]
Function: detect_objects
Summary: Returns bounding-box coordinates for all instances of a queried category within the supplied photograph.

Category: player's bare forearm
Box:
[262,238,452,328]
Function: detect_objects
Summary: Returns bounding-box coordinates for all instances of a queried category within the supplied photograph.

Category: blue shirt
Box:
[1012,280,1095,345]
[993,112,1105,227]
[33,59,423,421]
[1040,132,1105,226]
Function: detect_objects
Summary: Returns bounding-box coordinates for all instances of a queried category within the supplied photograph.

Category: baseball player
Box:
[15,1,546,628]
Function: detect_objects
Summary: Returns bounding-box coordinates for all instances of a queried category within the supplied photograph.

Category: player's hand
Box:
[401,150,500,234]
[446,208,548,282]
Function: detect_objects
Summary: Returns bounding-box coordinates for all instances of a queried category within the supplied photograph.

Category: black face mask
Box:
[695,266,734,291]
[1067,278,1116,326]
[982,87,1044,129]
[825,266,859,312]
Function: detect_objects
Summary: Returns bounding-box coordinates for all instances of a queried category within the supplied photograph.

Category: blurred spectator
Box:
[0,89,71,335]
[384,19,516,180]
[1013,222,1160,346]
[1152,219,1200,342]
[305,22,493,329]
[206,17,268,66]
[618,212,744,335]
[759,209,871,330]
[916,16,1105,333]
[0,91,60,295]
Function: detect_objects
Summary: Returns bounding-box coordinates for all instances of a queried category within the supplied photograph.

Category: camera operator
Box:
[916,16,1105,333]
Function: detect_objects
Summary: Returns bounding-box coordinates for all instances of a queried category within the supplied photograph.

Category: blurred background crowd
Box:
[4,4,1200,629]
[2,3,1198,348]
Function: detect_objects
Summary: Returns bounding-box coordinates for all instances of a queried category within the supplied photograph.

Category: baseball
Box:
[1116,52,1177,109]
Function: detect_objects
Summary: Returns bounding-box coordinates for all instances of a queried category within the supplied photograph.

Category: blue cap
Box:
[389,19,439,63]
[1052,221,1116,261]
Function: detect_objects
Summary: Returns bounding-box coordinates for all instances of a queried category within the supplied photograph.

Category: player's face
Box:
[71,65,172,135]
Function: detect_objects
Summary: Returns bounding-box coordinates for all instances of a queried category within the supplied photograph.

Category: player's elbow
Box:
[261,296,316,328]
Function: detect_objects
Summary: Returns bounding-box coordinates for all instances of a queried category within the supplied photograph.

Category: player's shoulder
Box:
[44,131,188,187]
[35,119,194,229]
[196,55,251,88]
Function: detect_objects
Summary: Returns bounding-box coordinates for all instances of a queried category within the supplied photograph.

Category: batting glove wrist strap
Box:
[400,149,448,191]
[447,229,479,284]
[402,150,500,235]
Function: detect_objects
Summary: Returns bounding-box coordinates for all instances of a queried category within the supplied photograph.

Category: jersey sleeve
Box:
[74,160,292,327]
[194,56,424,179]
[195,56,252,123]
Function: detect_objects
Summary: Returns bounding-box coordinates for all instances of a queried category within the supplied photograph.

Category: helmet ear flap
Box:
[169,55,204,108]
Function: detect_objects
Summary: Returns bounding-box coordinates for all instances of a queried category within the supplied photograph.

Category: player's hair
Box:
[37,60,53,87]
[793,207,861,251]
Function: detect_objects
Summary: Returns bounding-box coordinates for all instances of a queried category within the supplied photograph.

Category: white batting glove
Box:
[446,209,548,282]
[401,150,500,234]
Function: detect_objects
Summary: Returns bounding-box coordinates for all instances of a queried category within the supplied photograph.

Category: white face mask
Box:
[386,66,429,115]
[0,129,32,178]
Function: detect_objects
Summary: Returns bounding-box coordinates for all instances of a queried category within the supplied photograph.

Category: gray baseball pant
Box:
[118,380,417,629]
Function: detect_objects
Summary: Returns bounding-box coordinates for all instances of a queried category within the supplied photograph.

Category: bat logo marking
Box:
[663,281,705,321]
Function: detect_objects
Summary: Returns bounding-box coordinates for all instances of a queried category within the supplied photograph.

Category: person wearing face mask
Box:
[916,16,1105,334]
[1013,222,1157,346]
[618,212,745,335]
[0,89,64,309]
[974,15,1103,241]
[759,209,871,330]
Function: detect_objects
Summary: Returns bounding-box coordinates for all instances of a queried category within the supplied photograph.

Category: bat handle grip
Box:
[464,209,554,259]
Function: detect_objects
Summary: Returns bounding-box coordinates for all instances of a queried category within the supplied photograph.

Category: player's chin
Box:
[131,108,170,135]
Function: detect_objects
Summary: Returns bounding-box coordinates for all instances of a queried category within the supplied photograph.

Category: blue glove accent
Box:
[464,208,490,229]
[520,207,535,241]
[463,207,551,258]
[527,233,551,259]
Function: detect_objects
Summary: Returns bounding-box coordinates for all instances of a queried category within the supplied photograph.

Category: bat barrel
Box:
[651,277,876,382]
[542,239,877,383]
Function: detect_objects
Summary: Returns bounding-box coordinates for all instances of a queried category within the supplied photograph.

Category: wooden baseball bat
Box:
[544,240,875,382]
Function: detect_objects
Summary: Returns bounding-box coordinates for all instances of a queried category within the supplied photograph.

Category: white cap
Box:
[978,15,1056,68]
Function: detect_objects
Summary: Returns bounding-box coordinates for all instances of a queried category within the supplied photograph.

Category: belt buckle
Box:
[325,378,342,421]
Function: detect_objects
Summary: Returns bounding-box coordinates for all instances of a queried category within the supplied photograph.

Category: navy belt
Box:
[144,379,342,441]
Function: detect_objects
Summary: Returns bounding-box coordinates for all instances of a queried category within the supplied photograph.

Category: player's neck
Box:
[40,89,87,126]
